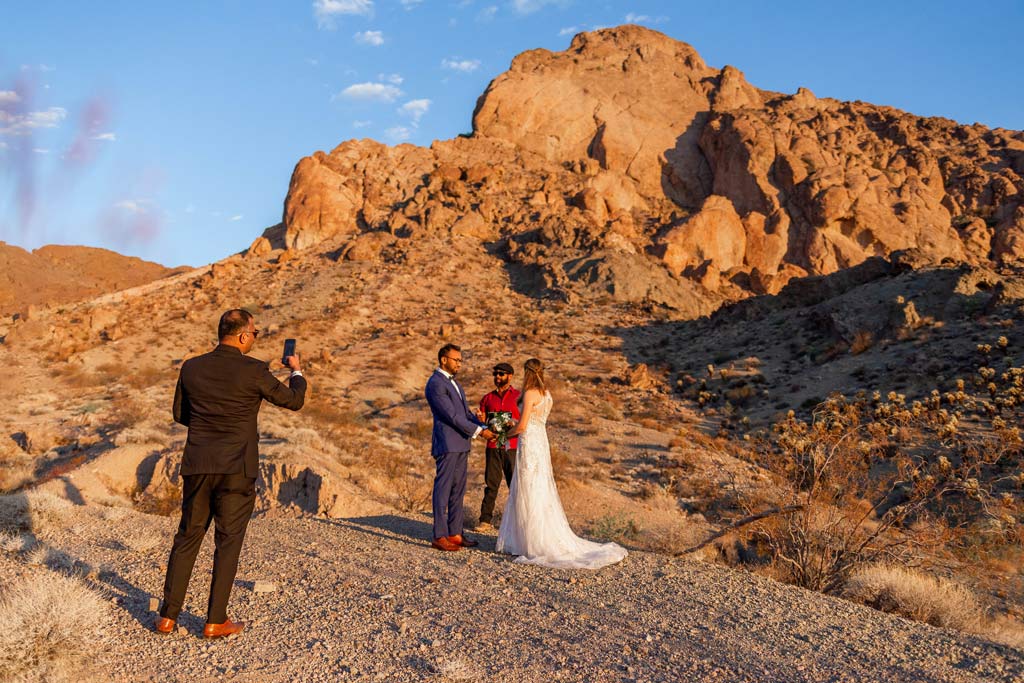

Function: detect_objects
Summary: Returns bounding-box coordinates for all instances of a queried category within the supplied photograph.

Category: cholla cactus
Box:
[977,343,993,355]
[997,336,1009,349]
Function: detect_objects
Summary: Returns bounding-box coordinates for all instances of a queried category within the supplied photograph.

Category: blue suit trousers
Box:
[432,449,469,540]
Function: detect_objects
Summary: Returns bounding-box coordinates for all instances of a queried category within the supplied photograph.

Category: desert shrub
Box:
[376,450,432,513]
[110,394,150,429]
[302,399,365,439]
[590,513,639,542]
[843,564,984,631]
[594,398,623,421]
[0,571,110,683]
[133,480,181,517]
[850,330,875,355]
[0,443,34,492]
[747,379,1023,593]
[122,364,172,390]
[286,427,329,451]
[549,445,572,483]
[402,419,434,444]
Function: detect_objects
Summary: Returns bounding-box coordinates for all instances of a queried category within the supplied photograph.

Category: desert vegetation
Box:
[680,338,1024,638]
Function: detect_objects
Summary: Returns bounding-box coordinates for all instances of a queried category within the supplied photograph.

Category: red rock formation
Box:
[279,25,1024,308]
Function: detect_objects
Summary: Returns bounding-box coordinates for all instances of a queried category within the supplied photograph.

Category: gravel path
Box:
[11,505,1022,682]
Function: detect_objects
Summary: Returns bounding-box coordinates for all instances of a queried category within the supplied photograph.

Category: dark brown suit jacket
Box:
[173,344,307,478]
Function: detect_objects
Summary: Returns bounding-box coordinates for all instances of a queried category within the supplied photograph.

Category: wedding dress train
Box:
[496,392,627,569]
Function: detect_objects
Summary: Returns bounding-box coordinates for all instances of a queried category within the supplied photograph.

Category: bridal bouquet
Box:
[487,411,515,448]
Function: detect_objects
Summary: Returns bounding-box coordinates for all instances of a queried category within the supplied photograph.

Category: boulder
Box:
[659,195,746,286]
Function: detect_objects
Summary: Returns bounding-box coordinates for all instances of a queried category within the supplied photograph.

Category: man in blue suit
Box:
[425,343,495,551]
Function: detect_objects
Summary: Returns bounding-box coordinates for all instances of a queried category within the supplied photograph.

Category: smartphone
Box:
[281,338,296,366]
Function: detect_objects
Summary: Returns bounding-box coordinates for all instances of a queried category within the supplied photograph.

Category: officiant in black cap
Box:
[474,362,521,531]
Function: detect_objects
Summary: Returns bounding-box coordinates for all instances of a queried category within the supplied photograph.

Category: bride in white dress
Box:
[496,358,627,569]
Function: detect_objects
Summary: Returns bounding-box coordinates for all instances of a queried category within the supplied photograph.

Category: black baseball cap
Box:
[493,362,514,374]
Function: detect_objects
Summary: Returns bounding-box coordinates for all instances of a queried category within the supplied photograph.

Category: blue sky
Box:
[1,1,1021,267]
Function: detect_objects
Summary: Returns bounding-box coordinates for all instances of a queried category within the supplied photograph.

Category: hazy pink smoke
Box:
[1,73,161,250]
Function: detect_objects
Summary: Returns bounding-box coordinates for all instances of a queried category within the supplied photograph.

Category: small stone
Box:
[253,580,277,593]
[149,597,160,612]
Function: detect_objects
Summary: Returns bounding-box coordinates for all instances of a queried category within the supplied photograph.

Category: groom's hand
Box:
[285,353,302,372]
[480,429,496,441]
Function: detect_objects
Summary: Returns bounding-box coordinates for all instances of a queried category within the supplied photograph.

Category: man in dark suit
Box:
[154,309,306,638]
[425,343,494,552]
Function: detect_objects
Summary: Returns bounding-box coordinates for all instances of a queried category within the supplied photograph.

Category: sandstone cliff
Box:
[279,25,1023,307]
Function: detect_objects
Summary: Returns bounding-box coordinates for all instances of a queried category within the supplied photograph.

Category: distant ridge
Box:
[0,242,185,317]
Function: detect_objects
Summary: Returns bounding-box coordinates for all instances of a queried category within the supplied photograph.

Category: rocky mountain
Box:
[280,25,1023,306]
[0,242,183,317]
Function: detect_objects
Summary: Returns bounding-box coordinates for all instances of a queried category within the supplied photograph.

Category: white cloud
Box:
[558,25,579,35]
[0,90,21,105]
[354,30,384,46]
[32,147,49,154]
[352,119,372,128]
[380,73,404,85]
[399,98,431,124]
[313,0,373,29]
[625,13,668,24]
[230,214,244,221]
[335,82,402,102]
[477,5,498,21]
[0,106,68,136]
[114,199,151,214]
[400,0,423,7]
[442,57,481,73]
[20,64,56,73]
[511,0,567,14]
[92,132,117,142]
[385,126,412,142]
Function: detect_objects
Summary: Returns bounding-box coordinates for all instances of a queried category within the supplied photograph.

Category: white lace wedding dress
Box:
[496,391,627,569]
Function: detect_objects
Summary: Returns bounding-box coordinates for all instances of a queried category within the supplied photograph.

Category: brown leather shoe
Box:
[203,619,245,639]
[154,616,176,634]
[431,536,461,551]
[448,534,478,548]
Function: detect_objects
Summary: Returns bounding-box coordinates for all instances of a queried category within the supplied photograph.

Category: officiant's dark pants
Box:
[160,473,256,623]
[479,447,516,524]
[432,450,468,539]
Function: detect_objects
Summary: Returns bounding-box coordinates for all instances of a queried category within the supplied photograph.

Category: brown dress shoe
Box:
[203,618,245,639]
[431,536,461,551]
[154,616,176,634]
[448,534,478,548]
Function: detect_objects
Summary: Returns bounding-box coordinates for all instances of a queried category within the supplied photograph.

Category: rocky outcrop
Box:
[278,25,1024,309]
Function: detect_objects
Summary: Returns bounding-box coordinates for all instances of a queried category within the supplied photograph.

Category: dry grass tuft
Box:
[843,564,1024,647]
[0,531,34,554]
[0,494,31,532]
[844,565,985,631]
[0,571,110,683]
[434,655,481,680]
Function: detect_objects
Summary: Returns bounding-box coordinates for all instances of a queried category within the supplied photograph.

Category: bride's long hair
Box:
[522,358,547,394]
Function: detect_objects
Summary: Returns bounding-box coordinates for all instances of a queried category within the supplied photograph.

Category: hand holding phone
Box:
[282,338,297,368]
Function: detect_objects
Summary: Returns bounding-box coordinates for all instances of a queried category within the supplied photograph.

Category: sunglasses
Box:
[492,372,510,377]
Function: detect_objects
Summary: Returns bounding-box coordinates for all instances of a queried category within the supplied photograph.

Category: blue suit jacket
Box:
[425,370,485,456]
